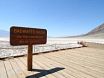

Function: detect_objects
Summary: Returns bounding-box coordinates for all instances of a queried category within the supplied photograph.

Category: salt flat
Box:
[0,37,104,44]
[0,37,104,58]
[0,37,9,41]
[47,37,104,44]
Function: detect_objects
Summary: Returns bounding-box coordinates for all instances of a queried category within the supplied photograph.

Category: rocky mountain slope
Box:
[84,23,104,38]
[86,23,104,35]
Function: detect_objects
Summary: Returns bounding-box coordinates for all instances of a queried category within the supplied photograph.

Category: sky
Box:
[0,0,104,37]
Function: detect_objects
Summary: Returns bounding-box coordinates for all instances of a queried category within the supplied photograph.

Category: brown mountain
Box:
[84,23,104,38]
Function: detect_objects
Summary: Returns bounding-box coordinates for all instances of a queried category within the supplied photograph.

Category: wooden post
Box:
[28,45,33,71]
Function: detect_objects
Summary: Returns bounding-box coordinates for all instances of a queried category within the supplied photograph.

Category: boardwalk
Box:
[0,47,104,78]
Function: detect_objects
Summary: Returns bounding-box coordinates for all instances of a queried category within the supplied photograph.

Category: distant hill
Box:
[86,23,104,35]
[64,23,104,38]
[0,30,9,37]
[84,23,104,38]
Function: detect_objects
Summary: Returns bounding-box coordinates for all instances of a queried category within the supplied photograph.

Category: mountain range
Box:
[0,23,104,38]
[0,30,9,37]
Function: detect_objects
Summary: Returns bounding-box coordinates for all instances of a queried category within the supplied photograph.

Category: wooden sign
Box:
[10,26,47,71]
[10,26,47,45]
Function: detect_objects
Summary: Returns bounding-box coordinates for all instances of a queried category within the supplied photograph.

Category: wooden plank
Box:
[14,57,33,77]
[45,50,104,78]
[22,56,47,78]
[9,59,25,78]
[0,60,7,78]
[33,55,75,78]
[59,54,104,78]
[42,53,97,78]
[67,49,104,68]
[74,47,104,54]
[33,61,56,78]
[33,58,64,78]
[39,55,86,78]
[70,48,104,60]
[4,59,17,78]
[58,50,104,73]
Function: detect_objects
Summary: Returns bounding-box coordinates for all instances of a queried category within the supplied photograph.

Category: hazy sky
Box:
[0,0,104,37]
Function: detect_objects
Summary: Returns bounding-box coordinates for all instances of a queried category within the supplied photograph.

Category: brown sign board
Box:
[10,26,47,45]
[10,26,47,71]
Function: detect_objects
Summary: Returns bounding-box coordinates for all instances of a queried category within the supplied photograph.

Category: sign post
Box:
[28,45,33,71]
[10,26,47,71]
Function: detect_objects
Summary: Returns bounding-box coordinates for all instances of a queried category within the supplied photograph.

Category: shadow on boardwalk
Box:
[26,67,65,78]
